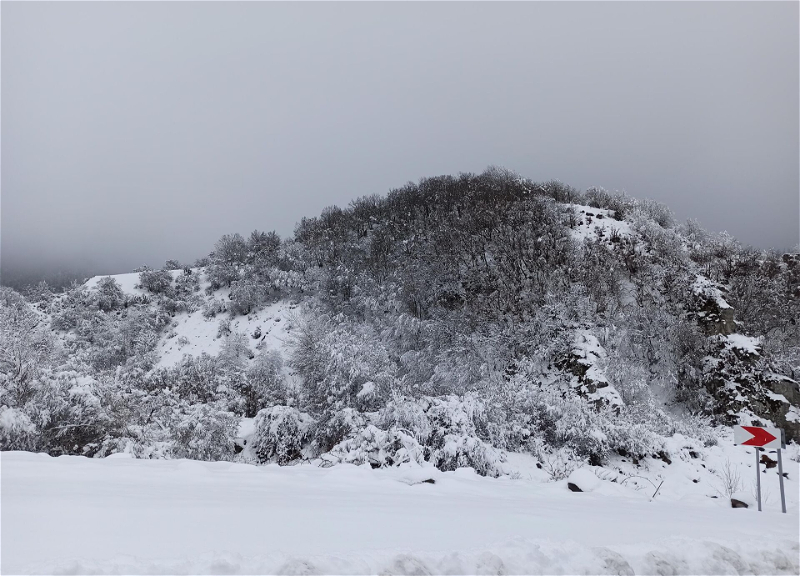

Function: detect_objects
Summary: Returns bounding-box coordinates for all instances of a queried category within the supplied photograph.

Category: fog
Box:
[2,1,798,287]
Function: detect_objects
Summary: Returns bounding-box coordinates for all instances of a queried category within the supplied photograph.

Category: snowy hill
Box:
[2,169,799,572]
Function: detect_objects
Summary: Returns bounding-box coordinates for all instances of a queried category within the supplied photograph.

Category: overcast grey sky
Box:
[2,1,798,285]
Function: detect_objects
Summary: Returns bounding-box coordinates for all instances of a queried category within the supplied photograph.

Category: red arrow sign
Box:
[739,426,777,446]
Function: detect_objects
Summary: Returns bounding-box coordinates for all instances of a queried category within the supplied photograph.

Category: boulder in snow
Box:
[730,492,755,509]
[567,468,601,493]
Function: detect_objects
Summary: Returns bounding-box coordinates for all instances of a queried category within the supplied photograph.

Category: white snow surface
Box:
[2,443,798,575]
[156,299,297,369]
[84,270,181,297]
[692,275,732,310]
[569,204,632,243]
[725,333,762,356]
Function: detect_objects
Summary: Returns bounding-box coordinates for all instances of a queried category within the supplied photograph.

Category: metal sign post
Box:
[733,424,785,513]
[755,448,762,511]
[777,447,787,514]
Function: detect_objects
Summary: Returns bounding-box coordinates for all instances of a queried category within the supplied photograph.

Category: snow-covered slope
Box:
[82,269,298,370]
[83,270,181,297]
[156,299,296,369]
[569,204,633,243]
[2,450,797,575]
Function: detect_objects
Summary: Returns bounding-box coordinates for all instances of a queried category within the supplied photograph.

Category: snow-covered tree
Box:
[243,350,286,417]
[96,277,124,312]
[138,267,173,294]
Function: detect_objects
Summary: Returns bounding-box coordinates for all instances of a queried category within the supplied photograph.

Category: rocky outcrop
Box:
[763,374,800,443]
[691,276,736,335]
[557,331,622,411]
[703,333,800,442]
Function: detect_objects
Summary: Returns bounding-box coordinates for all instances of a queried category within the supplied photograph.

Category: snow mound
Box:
[20,538,799,576]
[730,491,757,509]
[567,467,601,492]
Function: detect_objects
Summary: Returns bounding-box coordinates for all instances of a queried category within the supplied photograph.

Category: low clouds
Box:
[2,1,798,286]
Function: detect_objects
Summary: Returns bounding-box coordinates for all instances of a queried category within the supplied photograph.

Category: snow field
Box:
[2,449,797,575]
[156,299,296,369]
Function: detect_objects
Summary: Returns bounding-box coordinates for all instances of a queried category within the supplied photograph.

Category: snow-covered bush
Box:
[0,287,56,398]
[24,280,54,307]
[0,370,108,455]
[95,277,125,312]
[229,278,265,316]
[584,187,635,220]
[291,312,395,416]
[429,434,504,477]
[203,298,227,319]
[216,317,232,338]
[492,370,664,465]
[171,403,239,461]
[536,446,579,481]
[214,233,249,265]
[378,396,432,442]
[204,234,248,290]
[325,424,425,468]
[313,407,366,453]
[205,262,239,291]
[86,306,166,372]
[423,395,505,477]
[218,332,252,370]
[151,354,222,405]
[635,198,675,229]
[243,350,287,417]
[250,406,315,464]
[248,230,281,265]
[138,268,173,294]
[174,268,200,295]
[0,406,36,451]
[605,355,650,406]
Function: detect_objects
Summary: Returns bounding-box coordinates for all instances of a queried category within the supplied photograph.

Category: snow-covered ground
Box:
[82,269,298,370]
[569,204,632,243]
[83,270,182,297]
[156,299,296,369]
[2,447,797,575]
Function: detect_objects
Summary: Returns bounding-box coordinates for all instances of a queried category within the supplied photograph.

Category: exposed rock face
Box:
[557,331,623,411]
[763,375,800,443]
[701,306,736,336]
[702,334,800,443]
[691,276,736,335]
[687,275,800,443]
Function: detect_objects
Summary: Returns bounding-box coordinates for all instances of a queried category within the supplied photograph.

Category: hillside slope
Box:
[2,169,798,477]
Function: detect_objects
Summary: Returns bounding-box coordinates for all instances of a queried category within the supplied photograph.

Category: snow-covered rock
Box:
[567,467,601,492]
[730,491,756,509]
